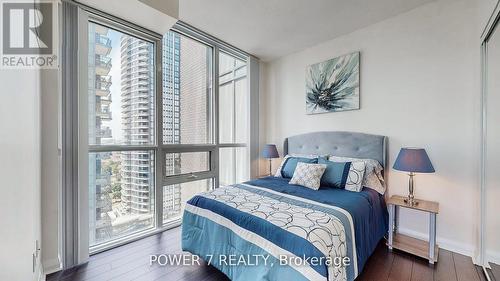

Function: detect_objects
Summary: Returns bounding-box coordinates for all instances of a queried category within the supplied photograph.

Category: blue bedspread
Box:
[182,176,388,281]
[246,177,388,272]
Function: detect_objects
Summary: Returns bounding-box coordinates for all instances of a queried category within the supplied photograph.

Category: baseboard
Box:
[37,268,45,281]
[486,249,500,266]
[34,256,44,281]
[397,227,475,259]
[42,256,62,276]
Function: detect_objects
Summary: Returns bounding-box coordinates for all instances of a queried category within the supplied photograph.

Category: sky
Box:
[103,29,123,143]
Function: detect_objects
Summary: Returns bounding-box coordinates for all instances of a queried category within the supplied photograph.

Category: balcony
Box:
[95,56,112,76]
[96,194,112,211]
[96,76,111,97]
[95,216,112,230]
[96,107,112,120]
[100,96,112,106]
[95,34,112,56]
[98,75,112,86]
[95,90,110,99]
[97,127,112,138]
[95,86,110,97]
[95,171,111,185]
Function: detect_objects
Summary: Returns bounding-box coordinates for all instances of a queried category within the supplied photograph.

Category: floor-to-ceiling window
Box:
[161,31,215,225]
[87,22,157,248]
[218,52,249,186]
[82,13,253,253]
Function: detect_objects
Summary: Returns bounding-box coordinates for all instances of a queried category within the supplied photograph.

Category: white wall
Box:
[260,0,480,256]
[0,69,42,280]
[480,0,499,38]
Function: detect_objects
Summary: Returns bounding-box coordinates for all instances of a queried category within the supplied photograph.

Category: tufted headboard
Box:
[283,131,388,168]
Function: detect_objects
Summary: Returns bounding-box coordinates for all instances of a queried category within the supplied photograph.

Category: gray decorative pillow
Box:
[289,162,327,190]
[328,156,385,194]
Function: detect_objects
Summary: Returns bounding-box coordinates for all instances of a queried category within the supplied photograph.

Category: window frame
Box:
[217,50,251,186]
[77,8,254,255]
[159,26,251,192]
[159,29,218,192]
[158,29,218,230]
[218,50,249,146]
[84,14,163,254]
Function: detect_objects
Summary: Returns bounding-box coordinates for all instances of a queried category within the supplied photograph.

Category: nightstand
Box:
[387,195,439,264]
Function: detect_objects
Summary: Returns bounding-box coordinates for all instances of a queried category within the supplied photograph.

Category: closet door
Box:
[484,20,500,278]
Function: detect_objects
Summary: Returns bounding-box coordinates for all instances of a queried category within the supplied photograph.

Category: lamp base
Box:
[404,197,419,206]
[405,172,418,206]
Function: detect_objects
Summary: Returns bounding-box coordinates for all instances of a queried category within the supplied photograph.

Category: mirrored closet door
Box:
[482,15,500,280]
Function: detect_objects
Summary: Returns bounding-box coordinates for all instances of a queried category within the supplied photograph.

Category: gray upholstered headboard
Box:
[283,131,388,168]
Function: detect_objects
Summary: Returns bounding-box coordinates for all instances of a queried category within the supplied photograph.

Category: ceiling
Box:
[178,0,434,61]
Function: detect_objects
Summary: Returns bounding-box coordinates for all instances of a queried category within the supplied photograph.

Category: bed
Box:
[182,131,389,281]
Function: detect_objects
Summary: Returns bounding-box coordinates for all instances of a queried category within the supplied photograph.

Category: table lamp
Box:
[262,144,279,176]
[393,148,435,206]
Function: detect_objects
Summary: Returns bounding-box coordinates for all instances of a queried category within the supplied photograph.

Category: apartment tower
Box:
[119,35,155,218]
[88,24,114,244]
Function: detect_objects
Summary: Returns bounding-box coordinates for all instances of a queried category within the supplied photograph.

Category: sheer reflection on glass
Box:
[219,147,249,187]
[162,31,213,145]
[164,152,210,177]
[219,52,248,144]
[163,179,213,223]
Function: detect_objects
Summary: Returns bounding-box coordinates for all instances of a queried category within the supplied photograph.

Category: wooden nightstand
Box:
[387,195,439,264]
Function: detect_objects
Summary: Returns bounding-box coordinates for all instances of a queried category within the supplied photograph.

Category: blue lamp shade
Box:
[262,144,279,159]
[393,148,435,173]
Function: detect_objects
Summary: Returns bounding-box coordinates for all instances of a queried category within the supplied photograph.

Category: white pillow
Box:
[328,155,386,194]
[289,162,327,190]
[274,154,320,178]
[274,155,290,177]
[344,161,366,192]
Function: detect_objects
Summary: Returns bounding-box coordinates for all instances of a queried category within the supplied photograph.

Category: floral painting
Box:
[306,52,360,114]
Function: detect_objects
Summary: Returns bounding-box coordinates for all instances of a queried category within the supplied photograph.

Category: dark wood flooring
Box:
[486,263,500,281]
[47,227,486,281]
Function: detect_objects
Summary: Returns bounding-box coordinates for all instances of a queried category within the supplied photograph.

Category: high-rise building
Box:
[88,24,114,244]
[162,32,182,221]
[177,35,211,205]
[119,35,155,217]
[161,32,211,221]
[118,31,212,223]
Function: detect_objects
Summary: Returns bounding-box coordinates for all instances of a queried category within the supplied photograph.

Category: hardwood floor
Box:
[486,263,500,281]
[47,227,485,281]
[356,243,485,281]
